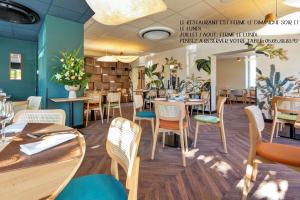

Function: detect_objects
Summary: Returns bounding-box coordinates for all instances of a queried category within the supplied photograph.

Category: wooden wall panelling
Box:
[84,57,132,101]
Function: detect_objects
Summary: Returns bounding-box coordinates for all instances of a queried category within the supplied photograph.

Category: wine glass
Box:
[0,101,14,142]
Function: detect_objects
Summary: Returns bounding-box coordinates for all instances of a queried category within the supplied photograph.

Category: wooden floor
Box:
[77,103,300,200]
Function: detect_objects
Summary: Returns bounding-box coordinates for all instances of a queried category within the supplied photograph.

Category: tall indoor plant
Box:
[52,48,90,98]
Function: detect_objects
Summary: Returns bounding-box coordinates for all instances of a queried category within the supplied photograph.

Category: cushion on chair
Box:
[103,103,119,108]
[159,119,187,130]
[136,111,156,118]
[256,142,300,167]
[194,115,220,123]
[56,174,127,200]
[277,113,297,121]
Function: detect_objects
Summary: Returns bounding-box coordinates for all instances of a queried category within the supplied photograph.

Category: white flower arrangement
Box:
[52,48,90,87]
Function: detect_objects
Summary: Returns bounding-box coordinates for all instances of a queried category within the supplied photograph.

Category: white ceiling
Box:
[84,0,297,56]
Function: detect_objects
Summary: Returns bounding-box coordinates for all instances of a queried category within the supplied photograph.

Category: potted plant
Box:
[52,48,90,98]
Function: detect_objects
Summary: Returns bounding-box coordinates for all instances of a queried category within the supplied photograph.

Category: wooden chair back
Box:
[272,96,300,116]
[154,101,185,122]
[107,92,121,103]
[133,95,143,110]
[106,117,142,200]
[201,91,210,100]
[86,91,102,104]
[159,90,166,97]
[147,90,157,98]
[27,96,42,110]
[242,89,247,96]
[217,96,227,120]
[244,106,265,155]
[249,88,256,97]
[13,109,66,125]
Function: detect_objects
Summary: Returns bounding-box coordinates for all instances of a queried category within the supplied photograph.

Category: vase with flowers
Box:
[52,48,90,98]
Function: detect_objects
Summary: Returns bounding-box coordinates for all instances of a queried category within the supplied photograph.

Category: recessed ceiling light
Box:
[139,27,175,40]
[0,0,39,24]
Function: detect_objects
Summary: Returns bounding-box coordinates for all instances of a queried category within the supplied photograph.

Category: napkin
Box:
[20,133,76,155]
[4,122,27,134]
[188,99,201,102]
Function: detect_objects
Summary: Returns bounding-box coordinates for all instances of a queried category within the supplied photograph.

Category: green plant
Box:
[52,48,90,87]
[165,57,182,73]
[245,41,288,60]
[184,74,210,93]
[257,64,296,118]
[195,57,211,74]
[144,63,163,89]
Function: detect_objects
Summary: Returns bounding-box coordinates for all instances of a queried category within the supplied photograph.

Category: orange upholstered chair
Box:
[242,105,300,200]
[151,101,188,167]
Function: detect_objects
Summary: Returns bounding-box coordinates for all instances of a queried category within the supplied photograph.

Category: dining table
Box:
[152,98,206,148]
[50,97,93,127]
[0,123,85,200]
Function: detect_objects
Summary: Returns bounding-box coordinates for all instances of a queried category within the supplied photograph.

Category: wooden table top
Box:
[295,114,300,129]
[152,98,205,106]
[0,123,86,200]
[50,96,92,103]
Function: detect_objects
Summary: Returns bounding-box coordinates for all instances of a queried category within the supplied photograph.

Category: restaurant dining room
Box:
[1,0,300,199]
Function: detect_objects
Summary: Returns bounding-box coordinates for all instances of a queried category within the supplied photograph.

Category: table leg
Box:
[69,102,74,127]
[290,124,295,139]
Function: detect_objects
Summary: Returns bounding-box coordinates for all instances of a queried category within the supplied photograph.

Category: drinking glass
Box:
[0,101,14,142]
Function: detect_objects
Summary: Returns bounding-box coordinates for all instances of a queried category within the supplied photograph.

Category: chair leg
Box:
[242,162,254,200]
[184,128,188,152]
[251,162,258,182]
[280,123,284,131]
[119,103,122,117]
[85,110,89,127]
[112,108,115,118]
[202,104,205,115]
[275,122,279,138]
[151,119,155,139]
[220,123,228,153]
[194,122,199,148]
[162,132,165,148]
[270,119,277,143]
[100,109,103,124]
[94,111,97,121]
[111,160,119,180]
[180,133,186,167]
[107,107,110,123]
[151,125,159,160]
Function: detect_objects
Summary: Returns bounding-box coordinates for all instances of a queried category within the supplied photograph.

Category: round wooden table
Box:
[0,123,86,200]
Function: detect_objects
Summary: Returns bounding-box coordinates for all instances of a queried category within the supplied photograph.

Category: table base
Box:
[164,133,193,148]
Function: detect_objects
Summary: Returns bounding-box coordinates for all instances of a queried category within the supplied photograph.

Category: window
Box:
[9,53,22,80]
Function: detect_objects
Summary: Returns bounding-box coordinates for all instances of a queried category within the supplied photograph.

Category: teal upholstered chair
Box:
[56,117,142,200]
[193,96,228,153]
[133,95,155,137]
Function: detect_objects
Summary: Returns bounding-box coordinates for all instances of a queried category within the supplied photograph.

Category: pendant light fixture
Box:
[86,0,167,26]
[97,51,138,63]
[97,49,118,62]
[115,55,139,63]
[257,0,300,35]
[283,0,300,8]
[264,0,278,24]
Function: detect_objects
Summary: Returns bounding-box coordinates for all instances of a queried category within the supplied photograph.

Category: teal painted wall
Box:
[0,37,37,101]
[38,15,84,126]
